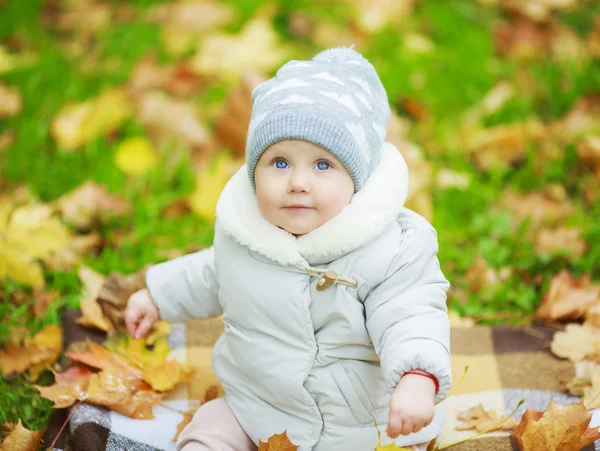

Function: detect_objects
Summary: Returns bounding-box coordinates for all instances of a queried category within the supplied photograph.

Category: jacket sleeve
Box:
[364,227,451,402]
[145,246,222,323]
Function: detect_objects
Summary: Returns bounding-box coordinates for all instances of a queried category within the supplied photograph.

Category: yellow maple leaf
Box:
[51,87,132,151]
[0,200,73,286]
[258,431,299,450]
[77,266,112,332]
[190,16,291,80]
[0,420,45,451]
[0,325,62,380]
[114,136,159,176]
[513,398,600,451]
[188,152,243,220]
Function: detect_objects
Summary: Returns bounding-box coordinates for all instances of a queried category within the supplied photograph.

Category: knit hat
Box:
[245,46,391,192]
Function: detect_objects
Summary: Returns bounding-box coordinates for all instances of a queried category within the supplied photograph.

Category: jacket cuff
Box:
[384,338,452,404]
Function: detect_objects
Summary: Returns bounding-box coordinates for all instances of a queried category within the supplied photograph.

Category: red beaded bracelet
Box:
[403,370,440,394]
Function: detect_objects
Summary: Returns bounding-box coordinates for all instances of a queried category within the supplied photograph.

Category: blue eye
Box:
[275,160,288,169]
[317,161,330,170]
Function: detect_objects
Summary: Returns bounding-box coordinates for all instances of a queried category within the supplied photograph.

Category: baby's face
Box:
[254,140,355,236]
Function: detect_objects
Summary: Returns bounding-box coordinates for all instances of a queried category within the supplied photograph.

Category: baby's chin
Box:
[276,221,319,236]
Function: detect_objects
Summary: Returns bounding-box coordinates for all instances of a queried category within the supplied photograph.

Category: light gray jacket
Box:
[146,142,451,450]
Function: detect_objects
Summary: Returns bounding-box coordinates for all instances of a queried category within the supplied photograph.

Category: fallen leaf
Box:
[577,135,600,183]
[500,187,575,232]
[448,310,475,328]
[51,87,132,151]
[465,254,513,292]
[550,323,600,362]
[0,131,15,152]
[258,430,299,450]
[512,398,600,451]
[583,364,600,410]
[190,17,291,80]
[456,404,519,432]
[114,136,159,176]
[44,232,103,271]
[535,227,587,257]
[96,269,147,331]
[188,152,243,220]
[55,180,132,229]
[374,444,413,451]
[501,0,579,22]
[464,119,544,171]
[494,16,554,60]
[137,92,209,148]
[349,0,415,34]
[0,83,22,118]
[0,420,45,451]
[145,0,235,34]
[77,266,112,331]
[537,270,600,322]
[549,95,600,144]
[215,70,265,157]
[0,324,62,379]
[35,366,94,408]
[128,57,207,97]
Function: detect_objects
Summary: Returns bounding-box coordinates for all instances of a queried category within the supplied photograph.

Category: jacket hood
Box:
[215,141,409,266]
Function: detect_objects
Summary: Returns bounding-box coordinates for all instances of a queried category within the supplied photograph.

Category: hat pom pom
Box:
[312,46,370,65]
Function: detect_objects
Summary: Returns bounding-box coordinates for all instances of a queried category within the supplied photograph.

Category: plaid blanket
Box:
[44,311,600,451]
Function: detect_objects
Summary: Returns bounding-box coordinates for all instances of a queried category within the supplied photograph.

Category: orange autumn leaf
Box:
[0,324,62,380]
[258,431,299,450]
[455,404,519,432]
[536,270,600,322]
[512,398,600,451]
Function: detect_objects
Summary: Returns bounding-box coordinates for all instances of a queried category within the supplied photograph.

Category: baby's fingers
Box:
[135,314,156,339]
[387,410,404,438]
[125,306,140,337]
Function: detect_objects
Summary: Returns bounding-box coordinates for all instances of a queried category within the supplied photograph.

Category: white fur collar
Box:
[215,142,409,267]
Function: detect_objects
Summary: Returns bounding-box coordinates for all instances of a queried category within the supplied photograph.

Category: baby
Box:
[126,47,451,451]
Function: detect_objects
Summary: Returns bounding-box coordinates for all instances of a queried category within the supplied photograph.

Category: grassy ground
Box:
[1,0,600,435]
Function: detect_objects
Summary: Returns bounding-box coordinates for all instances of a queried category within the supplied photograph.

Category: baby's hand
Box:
[387,371,436,438]
[125,288,160,339]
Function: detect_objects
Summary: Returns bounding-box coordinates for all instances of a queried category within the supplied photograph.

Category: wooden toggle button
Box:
[316,270,338,291]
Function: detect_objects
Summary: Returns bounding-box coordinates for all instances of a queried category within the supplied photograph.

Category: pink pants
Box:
[177,398,429,451]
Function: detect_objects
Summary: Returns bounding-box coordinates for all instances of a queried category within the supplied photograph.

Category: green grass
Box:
[1,0,600,436]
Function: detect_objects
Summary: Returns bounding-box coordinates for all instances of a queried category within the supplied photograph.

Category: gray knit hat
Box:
[245,46,391,192]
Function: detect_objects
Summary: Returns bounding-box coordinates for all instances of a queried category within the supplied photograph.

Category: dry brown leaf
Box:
[500,187,575,231]
[0,420,45,451]
[537,270,600,322]
[55,180,132,230]
[349,0,415,34]
[588,17,600,57]
[494,17,554,60]
[0,325,62,379]
[145,0,235,34]
[583,364,600,410]
[448,310,475,328]
[501,0,579,22]
[0,131,15,152]
[215,70,265,157]
[96,269,147,332]
[0,83,22,118]
[258,430,299,451]
[137,92,209,149]
[456,404,519,432]
[550,323,600,362]
[465,254,513,292]
[464,119,545,171]
[577,135,600,182]
[535,227,587,257]
[128,57,207,97]
[549,95,600,144]
[512,398,600,451]
[44,232,103,272]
